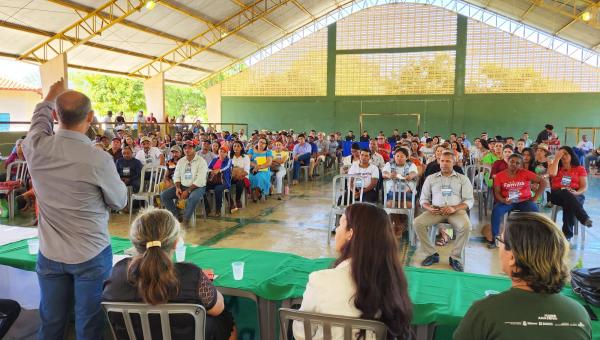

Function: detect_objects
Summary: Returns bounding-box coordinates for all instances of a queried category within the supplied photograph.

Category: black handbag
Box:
[571,268,600,307]
[208,171,224,185]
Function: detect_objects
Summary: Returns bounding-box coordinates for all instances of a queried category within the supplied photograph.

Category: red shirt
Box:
[377,143,391,162]
[494,168,537,201]
[377,150,390,162]
[491,159,508,177]
[551,166,586,190]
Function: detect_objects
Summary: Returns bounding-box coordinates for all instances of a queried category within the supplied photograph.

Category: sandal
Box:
[435,232,449,246]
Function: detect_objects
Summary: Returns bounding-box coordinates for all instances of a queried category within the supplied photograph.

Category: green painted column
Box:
[327,22,337,98]
[455,15,468,97]
[453,15,468,132]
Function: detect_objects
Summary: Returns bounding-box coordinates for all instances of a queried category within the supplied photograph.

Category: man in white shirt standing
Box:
[160,141,208,227]
[135,136,164,166]
[421,131,431,143]
[348,148,380,203]
[132,110,144,131]
[102,110,114,138]
[23,79,127,339]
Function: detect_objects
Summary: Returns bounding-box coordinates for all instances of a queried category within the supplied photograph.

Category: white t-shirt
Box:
[382,161,418,192]
[135,147,162,166]
[577,141,594,153]
[370,152,385,169]
[348,163,379,188]
[420,146,434,160]
[231,154,251,176]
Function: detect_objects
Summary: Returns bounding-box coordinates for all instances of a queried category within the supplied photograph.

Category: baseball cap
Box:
[183,141,195,148]
[170,145,182,153]
[140,136,151,143]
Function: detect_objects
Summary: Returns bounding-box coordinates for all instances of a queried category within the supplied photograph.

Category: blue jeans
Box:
[491,200,539,237]
[205,183,228,212]
[36,245,112,340]
[573,147,587,166]
[293,153,311,180]
[584,153,598,172]
[161,185,206,221]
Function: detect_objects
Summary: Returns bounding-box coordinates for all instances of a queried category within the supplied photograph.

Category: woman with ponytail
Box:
[103,208,236,340]
[293,203,412,340]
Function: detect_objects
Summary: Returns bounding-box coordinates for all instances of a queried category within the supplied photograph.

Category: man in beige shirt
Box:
[415,151,474,272]
[160,141,208,227]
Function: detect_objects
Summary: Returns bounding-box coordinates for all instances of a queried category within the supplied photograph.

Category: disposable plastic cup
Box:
[27,239,39,255]
[232,261,244,280]
[175,246,186,262]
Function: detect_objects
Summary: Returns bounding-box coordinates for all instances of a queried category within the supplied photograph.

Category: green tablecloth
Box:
[1,236,599,339]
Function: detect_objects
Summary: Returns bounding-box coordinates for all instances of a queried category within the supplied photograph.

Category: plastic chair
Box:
[102,302,206,340]
[129,165,167,223]
[464,164,490,219]
[428,223,467,261]
[278,308,387,340]
[285,158,294,186]
[383,179,416,246]
[0,161,29,220]
[207,188,230,215]
[551,204,584,248]
[216,287,263,338]
[328,175,364,244]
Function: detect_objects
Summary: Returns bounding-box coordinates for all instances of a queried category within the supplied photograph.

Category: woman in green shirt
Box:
[454,213,592,340]
[481,140,502,166]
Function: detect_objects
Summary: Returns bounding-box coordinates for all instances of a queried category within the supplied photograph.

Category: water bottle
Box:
[575,256,583,269]
[284,185,290,196]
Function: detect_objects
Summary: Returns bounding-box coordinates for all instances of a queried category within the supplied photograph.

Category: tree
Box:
[70,72,208,121]
[165,85,206,121]
[384,53,455,95]
[466,63,581,93]
[70,72,146,118]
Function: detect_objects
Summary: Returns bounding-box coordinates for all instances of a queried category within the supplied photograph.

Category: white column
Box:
[205,83,222,125]
[39,53,68,97]
[144,73,165,133]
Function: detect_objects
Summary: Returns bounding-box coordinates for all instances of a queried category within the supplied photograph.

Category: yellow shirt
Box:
[272,150,289,164]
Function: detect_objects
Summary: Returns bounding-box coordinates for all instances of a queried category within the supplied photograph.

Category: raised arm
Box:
[28,79,66,139]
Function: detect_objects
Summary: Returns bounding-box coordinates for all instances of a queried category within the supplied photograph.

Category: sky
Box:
[0,57,41,87]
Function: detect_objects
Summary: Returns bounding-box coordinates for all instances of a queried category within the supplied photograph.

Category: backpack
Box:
[571,268,600,307]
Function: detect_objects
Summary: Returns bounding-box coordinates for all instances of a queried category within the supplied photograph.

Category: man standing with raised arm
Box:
[22,79,127,340]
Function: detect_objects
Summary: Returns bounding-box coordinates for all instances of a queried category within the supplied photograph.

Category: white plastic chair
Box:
[129,165,167,223]
[328,175,364,244]
[464,164,490,219]
[383,179,416,246]
[102,302,206,340]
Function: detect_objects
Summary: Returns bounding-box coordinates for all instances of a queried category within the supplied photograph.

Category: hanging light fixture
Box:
[145,0,157,10]
[581,11,591,22]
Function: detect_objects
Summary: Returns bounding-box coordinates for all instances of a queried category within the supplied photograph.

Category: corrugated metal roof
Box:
[0,76,41,93]
[0,0,597,86]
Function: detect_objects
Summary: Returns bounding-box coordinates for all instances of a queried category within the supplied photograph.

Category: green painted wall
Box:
[221,14,600,142]
[222,94,600,139]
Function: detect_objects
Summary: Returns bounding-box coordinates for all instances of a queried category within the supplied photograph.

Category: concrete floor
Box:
[3,169,600,340]
[106,168,600,276]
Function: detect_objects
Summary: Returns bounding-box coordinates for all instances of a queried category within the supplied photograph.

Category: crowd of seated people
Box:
[5,111,600,340]
[10,114,594,245]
